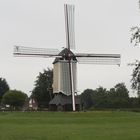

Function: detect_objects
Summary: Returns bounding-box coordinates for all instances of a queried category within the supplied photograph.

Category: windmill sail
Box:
[64,4,75,50]
[75,53,120,65]
[14,46,60,57]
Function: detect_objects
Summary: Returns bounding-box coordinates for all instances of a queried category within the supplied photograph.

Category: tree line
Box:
[80,83,140,110]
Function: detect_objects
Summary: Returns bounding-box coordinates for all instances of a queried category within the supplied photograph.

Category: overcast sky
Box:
[0,0,140,96]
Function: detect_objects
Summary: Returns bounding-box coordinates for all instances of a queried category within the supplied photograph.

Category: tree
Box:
[32,68,53,108]
[131,60,140,96]
[93,87,109,108]
[114,83,129,98]
[130,1,140,46]
[131,27,140,46]
[108,88,116,97]
[0,77,9,103]
[107,83,129,108]
[80,89,94,110]
[2,90,27,110]
[95,86,107,97]
[129,2,140,96]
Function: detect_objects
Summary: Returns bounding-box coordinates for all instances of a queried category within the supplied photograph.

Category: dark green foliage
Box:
[0,77,9,102]
[129,97,140,108]
[131,27,140,46]
[114,83,129,97]
[107,83,129,98]
[2,90,27,110]
[130,3,140,96]
[131,60,140,96]
[81,89,94,109]
[80,83,130,110]
[32,68,53,108]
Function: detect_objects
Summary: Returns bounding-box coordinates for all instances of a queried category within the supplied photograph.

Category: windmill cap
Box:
[53,48,77,64]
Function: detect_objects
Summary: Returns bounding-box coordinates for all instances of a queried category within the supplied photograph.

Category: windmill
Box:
[14,4,121,111]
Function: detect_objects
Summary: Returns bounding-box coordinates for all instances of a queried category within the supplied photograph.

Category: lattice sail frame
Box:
[75,53,120,65]
[64,4,75,50]
[14,46,60,57]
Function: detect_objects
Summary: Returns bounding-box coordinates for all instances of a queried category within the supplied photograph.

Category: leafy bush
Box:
[2,90,27,110]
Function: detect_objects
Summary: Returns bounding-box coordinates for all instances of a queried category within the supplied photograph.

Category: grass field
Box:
[0,111,140,140]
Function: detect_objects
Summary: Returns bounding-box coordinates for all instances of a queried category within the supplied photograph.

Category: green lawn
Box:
[0,111,140,140]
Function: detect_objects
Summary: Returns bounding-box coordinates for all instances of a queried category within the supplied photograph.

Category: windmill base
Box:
[49,93,81,111]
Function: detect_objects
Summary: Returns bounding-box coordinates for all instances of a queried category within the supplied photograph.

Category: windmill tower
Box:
[14,4,121,111]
